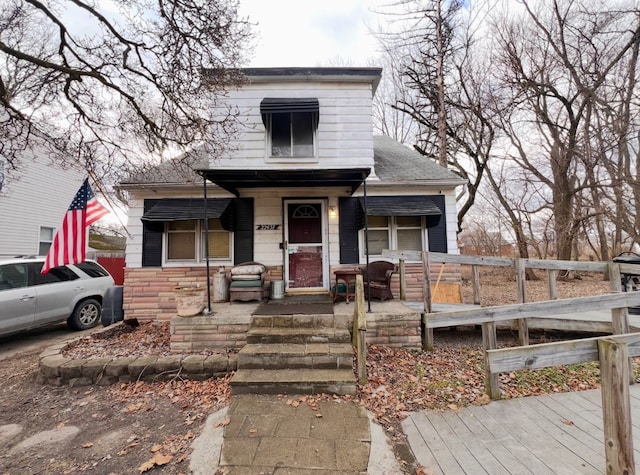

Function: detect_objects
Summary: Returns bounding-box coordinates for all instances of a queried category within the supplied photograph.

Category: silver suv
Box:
[0,257,115,336]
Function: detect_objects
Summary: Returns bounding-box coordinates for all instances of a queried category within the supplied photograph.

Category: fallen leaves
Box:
[138,452,173,472]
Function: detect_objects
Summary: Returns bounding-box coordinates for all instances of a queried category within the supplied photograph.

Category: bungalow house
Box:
[118,67,465,321]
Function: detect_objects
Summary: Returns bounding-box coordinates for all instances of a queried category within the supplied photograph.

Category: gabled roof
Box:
[372,136,465,185]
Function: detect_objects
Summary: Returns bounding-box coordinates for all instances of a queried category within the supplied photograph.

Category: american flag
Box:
[41,179,110,275]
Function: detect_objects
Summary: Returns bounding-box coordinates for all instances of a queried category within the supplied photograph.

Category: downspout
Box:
[363,171,371,312]
[202,173,212,315]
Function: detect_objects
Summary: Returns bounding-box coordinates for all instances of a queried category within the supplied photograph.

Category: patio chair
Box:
[363,261,397,301]
[227,262,268,302]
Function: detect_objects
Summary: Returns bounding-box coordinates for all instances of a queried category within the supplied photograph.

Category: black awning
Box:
[141,198,233,222]
[200,168,370,196]
[358,196,442,216]
[260,98,319,114]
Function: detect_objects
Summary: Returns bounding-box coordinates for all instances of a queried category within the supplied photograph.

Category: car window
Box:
[74,261,110,278]
[0,263,28,290]
[29,263,79,286]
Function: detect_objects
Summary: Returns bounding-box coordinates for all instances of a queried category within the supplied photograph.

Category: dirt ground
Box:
[0,267,613,475]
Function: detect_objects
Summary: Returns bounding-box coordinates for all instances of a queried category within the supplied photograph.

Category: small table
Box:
[333,269,362,304]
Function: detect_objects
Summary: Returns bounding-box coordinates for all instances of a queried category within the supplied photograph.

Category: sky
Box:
[238,0,384,67]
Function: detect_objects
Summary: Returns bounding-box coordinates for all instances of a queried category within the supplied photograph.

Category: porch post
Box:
[202,173,213,315]
[362,171,371,312]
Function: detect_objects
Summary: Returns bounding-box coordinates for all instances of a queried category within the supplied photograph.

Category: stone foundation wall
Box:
[38,343,238,387]
[365,312,422,350]
[123,266,282,322]
[170,315,251,352]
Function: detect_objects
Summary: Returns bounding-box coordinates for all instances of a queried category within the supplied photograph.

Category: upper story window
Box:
[260,98,319,159]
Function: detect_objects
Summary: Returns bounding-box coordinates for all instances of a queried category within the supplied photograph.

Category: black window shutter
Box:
[426,195,447,253]
[233,198,254,264]
[339,197,360,264]
[142,199,163,267]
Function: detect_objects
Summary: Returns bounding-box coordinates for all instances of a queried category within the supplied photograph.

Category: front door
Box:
[284,200,327,291]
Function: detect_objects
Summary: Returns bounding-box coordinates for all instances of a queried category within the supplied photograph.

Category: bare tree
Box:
[0,0,252,185]
[490,0,640,261]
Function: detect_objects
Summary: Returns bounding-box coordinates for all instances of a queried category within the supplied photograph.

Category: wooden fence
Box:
[377,251,640,473]
[382,251,640,348]
[486,333,640,474]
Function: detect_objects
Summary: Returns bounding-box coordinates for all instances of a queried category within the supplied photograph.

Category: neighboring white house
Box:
[117,67,466,321]
[0,150,85,258]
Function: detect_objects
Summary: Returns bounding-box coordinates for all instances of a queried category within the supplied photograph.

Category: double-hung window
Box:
[361,216,425,258]
[270,112,315,157]
[166,219,231,262]
[38,226,55,256]
[260,98,319,159]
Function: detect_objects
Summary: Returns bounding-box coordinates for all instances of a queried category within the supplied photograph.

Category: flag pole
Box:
[202,172,213,315]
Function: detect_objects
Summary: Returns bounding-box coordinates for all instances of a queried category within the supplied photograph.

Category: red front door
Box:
[285,201,325,289]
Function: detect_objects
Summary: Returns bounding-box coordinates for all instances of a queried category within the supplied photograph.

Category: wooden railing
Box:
[486,333,640,474]
[382,250,640,349]
[352,274,367,384]
[378,250,640,472]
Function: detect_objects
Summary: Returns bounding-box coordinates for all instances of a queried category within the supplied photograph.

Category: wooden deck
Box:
[403,385,640,474]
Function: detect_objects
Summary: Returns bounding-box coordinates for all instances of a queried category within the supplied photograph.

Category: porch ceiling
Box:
[199,168,371,196]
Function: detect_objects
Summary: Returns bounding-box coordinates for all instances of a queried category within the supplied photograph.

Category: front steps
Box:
[230,312,357,396]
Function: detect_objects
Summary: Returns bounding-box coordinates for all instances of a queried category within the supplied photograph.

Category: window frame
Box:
[38,226,56,256]
[266,111,317,160]
[164,219,233,265]
[359,215,427,261]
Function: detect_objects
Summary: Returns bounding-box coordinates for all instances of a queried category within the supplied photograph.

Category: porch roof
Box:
[199,168,371,196]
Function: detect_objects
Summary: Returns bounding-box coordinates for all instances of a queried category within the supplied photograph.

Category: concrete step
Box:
[251,313,347,329]
[246,327,351,345]
[238,343,353,370]
[230,368,357,396]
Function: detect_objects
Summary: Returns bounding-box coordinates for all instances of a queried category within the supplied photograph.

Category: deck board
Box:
[404,385,640,474]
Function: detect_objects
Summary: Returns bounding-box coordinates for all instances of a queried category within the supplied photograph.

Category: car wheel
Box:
[68,299,101,330]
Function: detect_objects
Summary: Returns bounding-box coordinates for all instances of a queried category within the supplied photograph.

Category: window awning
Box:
[358,196,442,216]
[141,198,233,222]
[260,98,319,114]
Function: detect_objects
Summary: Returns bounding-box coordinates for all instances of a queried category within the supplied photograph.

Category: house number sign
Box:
[256,224,280,230]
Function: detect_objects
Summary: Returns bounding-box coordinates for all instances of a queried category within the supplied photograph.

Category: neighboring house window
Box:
[166,219,231,262]
[39,226,55,256]
[269,112,315,157]
[361,216,425,258]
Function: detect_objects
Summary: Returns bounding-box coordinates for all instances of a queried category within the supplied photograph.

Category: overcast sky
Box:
[238,0,384,67]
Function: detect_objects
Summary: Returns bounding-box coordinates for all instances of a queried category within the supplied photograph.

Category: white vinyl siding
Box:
[0,149,84,258]
[212,83,375,169]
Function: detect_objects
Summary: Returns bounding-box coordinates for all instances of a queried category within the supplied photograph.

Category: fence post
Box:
[422,251,432,314]
[547,269,557,300]
[399,259,406,300]
[482,321,500,400]
[354,275,367,384]
[598,338,634,474]
[515,258,529,346]
[472,265,481,305]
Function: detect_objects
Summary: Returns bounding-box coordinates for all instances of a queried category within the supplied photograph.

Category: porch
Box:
[169,298,422,353]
